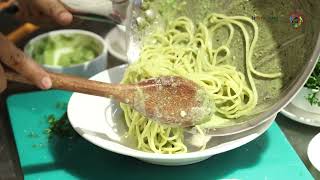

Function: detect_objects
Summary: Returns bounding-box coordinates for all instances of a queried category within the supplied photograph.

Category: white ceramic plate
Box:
[291,87,320,115]
[105,26,127,62]
[281,103,320,127]
[308,133,320,172]
[67,65,274,166]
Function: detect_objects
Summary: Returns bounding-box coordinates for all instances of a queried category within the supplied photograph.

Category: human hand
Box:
[0,33,52,92]
[16,0,73,26]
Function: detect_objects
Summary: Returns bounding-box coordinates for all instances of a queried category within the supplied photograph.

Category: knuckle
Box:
[0,42,26,70]
[11,53,24,67]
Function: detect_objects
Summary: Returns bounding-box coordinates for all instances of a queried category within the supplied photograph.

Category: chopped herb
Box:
[27,131,39,138]
[32,143,46,148]
[47,114,57,124]
[55,102,68,110]
[41,102,79,139]
[305,92,320,106]
[304,57,320,106]
[45,113,78,139]
[44,128,52,134]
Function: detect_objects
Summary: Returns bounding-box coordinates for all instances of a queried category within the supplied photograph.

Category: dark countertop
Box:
[0,15,319,180]
[276,114,320,179]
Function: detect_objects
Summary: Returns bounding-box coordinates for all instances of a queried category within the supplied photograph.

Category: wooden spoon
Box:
[5,71,214,127]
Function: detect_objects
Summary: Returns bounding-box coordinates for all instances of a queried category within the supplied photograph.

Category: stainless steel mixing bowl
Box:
[126,0,320,136]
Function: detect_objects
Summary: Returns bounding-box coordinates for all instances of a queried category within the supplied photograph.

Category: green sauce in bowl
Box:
[26,33,103,67]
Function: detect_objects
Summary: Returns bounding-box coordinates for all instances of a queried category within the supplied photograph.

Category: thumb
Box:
[34,0,73,26]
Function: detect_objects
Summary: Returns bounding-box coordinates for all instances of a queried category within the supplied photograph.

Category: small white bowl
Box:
[25,29,108,78]
[291,87,320,114]
[105,26,127,62]
[67,65,275,166]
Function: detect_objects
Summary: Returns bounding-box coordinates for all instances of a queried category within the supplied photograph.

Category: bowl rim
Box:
[24,29,107,69]
[67,64,275,160]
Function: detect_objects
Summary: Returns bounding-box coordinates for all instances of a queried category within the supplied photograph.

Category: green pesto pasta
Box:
[120,13,281,154]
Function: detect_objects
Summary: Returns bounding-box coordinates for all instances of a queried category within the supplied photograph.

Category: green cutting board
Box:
[6,90,313,180]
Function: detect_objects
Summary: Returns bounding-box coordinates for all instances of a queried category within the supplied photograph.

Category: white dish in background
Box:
[105,26,127,62]
[24,29,108,78]
[281,87,320,127]
[67,65,275,166]
[281,103,320,127]
[308,133,320,172]
[291,87,320,114]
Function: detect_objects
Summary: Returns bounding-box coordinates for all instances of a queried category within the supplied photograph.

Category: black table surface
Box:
[0,15,319,180]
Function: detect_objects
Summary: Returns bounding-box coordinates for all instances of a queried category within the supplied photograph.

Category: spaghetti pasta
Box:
[120,13,281,153]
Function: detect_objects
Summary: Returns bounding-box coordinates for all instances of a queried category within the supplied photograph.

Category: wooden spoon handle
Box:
[5,71,122,97]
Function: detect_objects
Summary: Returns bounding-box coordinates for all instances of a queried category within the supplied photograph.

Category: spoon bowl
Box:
[134,76,214,127]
